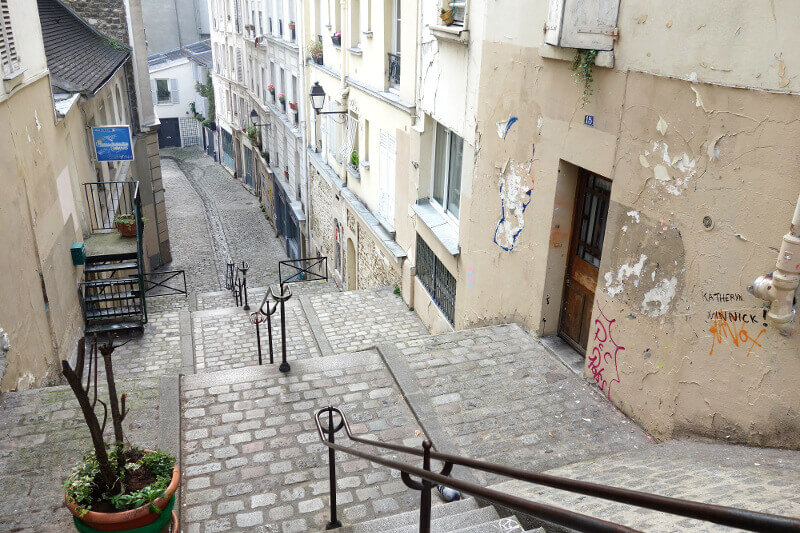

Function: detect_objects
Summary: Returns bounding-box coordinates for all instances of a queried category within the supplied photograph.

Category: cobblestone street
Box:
[1,147,798,532]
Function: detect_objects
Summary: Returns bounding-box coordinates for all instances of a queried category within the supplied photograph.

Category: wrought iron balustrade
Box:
[143,270,187,296]
[278,256,328,288]
[388,52,401,86]
[315,406,800,533]
[83,181,140,233]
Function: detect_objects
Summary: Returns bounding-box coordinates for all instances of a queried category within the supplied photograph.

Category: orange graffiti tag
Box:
[708,310,766,357]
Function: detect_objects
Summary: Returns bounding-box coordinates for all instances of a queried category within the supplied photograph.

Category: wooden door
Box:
[559,170,612,354]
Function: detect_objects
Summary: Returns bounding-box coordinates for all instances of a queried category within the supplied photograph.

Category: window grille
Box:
[416,235,456,324]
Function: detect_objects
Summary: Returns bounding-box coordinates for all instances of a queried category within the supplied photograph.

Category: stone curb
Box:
[159,374,181,526]
[298,294,336,357]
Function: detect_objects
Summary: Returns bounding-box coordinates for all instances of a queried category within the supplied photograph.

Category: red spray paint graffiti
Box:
[588,305,624,398]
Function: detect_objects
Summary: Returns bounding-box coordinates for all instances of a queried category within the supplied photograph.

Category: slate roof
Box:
[148,39,212,70]
[38,0,130,95]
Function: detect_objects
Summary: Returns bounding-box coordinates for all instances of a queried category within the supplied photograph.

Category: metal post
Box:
[325,407,342,530]
[420,440,433,533]
[272,285,292,373]
[240,261,250,310]
[250,312,264,365]
[259,288,278,365]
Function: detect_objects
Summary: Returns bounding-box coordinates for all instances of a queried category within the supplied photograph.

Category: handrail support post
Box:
[325,407,342,530]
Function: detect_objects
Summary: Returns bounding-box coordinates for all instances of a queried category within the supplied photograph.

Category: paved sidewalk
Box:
[308,288,429,354]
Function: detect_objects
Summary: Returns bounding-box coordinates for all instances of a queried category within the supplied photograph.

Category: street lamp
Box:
[249,109,268,127]
[308,82,347,116]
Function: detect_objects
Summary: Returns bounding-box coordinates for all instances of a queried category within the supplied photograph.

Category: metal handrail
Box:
[314,406,800,533]
[278,256,328,288]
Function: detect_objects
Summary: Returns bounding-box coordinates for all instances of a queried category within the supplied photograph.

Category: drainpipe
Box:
[749,193,800,335]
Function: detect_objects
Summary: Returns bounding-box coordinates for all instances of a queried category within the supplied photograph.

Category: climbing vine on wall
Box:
[195,74,216,122]
[570,49,599,107]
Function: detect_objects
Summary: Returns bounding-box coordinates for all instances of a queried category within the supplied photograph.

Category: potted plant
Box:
[289,102,298,111]
[308,40,323,64]
[331,32,341,46]
[440,7,455,25]
[261,151,270,164]
[278,93,286,110]
[267,84,275,95]
[114,214,138,238]
[62,337,179,532]
[348,150,360,176]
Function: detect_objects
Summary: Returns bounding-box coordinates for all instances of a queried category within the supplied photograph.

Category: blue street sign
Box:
[92,126,134,162]
[584,115,594,127]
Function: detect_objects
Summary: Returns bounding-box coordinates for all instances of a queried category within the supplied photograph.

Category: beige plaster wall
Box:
[0,77,85,391]
[458,37,800,448]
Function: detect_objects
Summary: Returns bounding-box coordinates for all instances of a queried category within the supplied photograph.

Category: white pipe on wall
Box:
[750,192,800,336]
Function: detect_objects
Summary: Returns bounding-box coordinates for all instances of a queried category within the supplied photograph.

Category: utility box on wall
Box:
[544,0,621,51]
[70,242,86,266]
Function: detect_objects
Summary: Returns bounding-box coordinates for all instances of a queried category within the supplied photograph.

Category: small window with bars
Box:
[1,0,20,77]
[416,234,456,325]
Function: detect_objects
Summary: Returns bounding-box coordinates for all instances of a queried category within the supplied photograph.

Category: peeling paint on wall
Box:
[493,158,534,252]
[641,276,678,317]
[604,254,647,297]
[640,141,697,195]
[496,115,518,139]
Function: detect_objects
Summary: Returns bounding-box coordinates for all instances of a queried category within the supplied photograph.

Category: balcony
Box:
[388,52,400,87]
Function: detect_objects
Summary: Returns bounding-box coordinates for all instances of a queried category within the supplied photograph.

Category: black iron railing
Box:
[388,52,401,86]
[416,235,455,324]
[143,270,187,296]
[315,406,800,533]
[80,278,143,323]
[83,181,140,233]
[278,256,328,289]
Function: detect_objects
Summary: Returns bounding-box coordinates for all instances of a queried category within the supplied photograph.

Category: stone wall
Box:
[61,0,130,44]
[309,167,339,273]
[356,226,400,290]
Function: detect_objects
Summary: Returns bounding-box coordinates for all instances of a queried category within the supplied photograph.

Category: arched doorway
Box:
[346,238,356,291]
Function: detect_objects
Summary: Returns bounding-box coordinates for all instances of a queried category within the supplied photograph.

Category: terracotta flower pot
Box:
[66,459,180,532]
[115,220,137,238]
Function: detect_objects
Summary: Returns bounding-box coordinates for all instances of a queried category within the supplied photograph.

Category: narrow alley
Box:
[2,147,797,531]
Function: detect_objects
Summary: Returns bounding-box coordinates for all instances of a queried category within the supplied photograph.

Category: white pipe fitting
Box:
[749,231,800,336]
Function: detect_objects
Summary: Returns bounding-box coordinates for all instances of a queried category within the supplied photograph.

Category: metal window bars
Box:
[315,406,800,533]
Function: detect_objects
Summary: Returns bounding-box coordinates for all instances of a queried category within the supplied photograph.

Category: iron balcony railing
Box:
[278,256,328,289]
[388,52,401,86]
[83,181,139,233]
[315,406,800,533]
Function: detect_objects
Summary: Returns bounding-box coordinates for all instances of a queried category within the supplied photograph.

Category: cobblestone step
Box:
[180,349,433,532]
[345,497,478,532]
[487,440,800,532]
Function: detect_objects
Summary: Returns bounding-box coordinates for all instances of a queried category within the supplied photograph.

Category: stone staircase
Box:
[341,498,543,533]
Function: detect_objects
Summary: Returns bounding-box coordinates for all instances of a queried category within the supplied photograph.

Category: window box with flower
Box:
[331,33,341,46]
[278,93,286,111]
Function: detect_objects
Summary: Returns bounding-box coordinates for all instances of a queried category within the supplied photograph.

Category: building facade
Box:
[141,0,211,54]
[0,0,170,391]
[209,0,309,258]
[206,0,800,449]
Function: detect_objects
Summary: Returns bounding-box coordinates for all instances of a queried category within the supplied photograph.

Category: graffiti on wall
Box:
[708,308,767,357]
[588,305,624,398]
[493,146,534,252]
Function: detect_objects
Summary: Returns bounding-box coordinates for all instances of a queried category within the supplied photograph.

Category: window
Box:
[416,235,456,324]
[432,122,463,220]
[350,0,360,47]
[377,130,396,225]
[1,0,20,76]
[154,79,178,104]
[391,0,400,53]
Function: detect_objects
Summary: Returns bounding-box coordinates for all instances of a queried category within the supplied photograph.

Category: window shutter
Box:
[0,0,19,75]
[170,79,180,103]
[545,0,619,51]
[378,131,396,224]
[150,78,157,105]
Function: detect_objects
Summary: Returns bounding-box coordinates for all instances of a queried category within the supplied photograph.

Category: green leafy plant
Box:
[393,283,401,296]
[349,150,359,167]
[114,214,135,225]
[105,38,127,51]
[570,49,598,107]
[195,73,216,122]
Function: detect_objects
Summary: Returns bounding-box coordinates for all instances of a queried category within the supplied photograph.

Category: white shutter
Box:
[235,48,243,82]
[0,0,18,76]
[545,0,619,51]
[150,78,157,105]
[378,131,396,224]
[169,79,180,104]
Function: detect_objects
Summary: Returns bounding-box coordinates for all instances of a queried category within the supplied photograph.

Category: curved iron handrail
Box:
[314,406,800,533]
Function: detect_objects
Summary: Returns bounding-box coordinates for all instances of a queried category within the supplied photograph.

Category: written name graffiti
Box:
[708,309,766,357]
[588,305,624,398]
